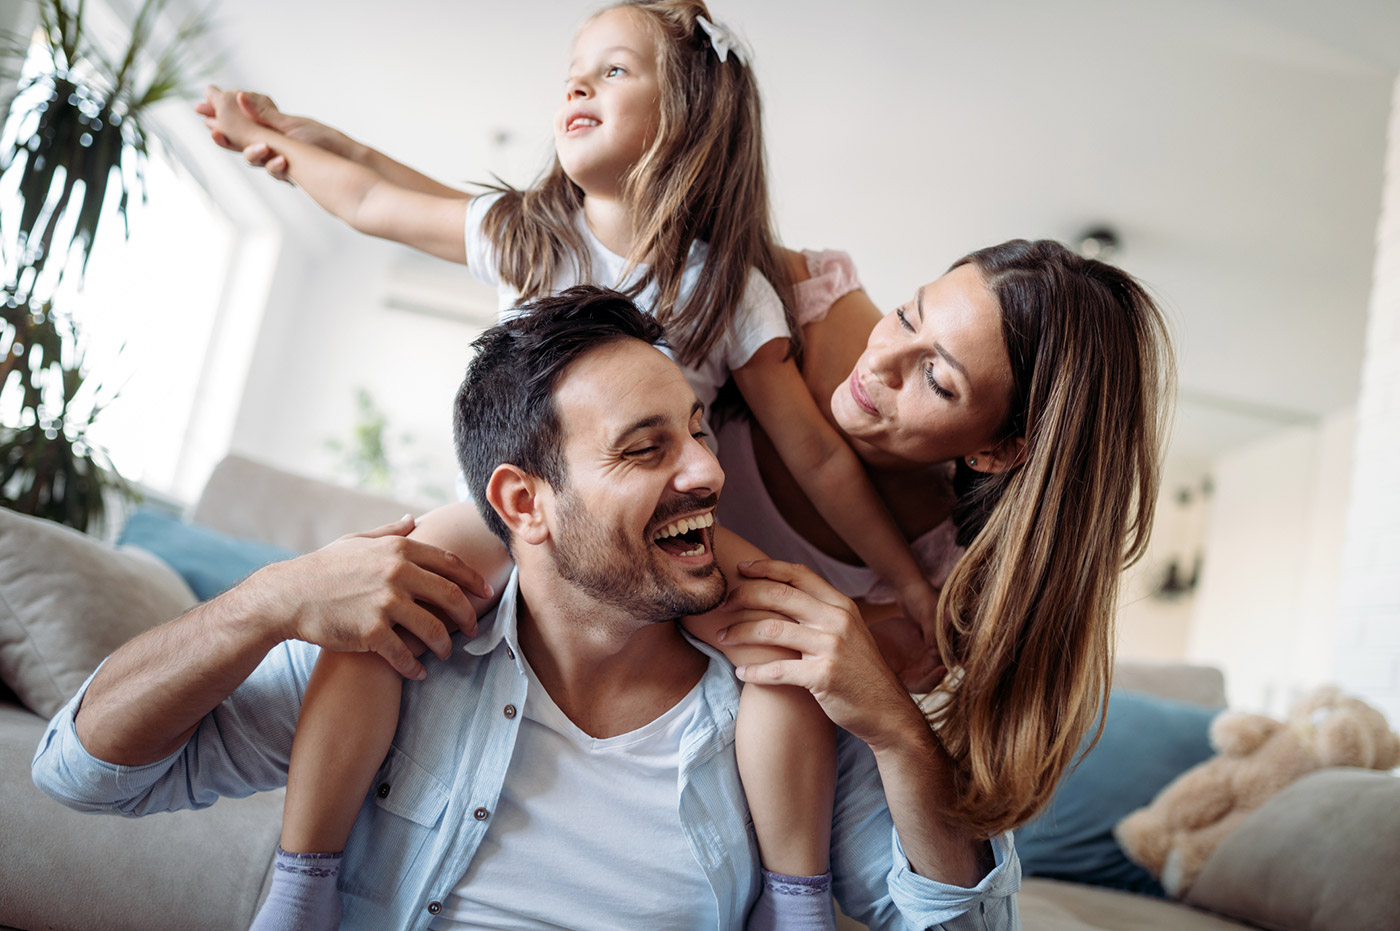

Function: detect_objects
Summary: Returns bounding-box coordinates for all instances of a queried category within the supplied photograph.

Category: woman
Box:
[716,241,1174,837]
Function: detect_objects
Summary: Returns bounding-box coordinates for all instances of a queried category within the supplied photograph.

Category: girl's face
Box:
[832,264,1018,470]
[556,7,662,196]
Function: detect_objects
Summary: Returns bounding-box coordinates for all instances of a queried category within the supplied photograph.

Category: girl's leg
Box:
[684,613,837,930]
[250,650,402,931]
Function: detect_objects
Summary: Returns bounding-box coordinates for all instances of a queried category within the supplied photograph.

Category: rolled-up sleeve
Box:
[32,640,318,815]
[829,732,1022,931]
[887,830,1021,930]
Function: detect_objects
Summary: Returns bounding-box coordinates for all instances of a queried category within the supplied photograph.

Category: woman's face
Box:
[831,263,1018,469]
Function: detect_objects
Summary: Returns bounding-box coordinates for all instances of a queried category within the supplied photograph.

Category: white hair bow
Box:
[696,15,748,65]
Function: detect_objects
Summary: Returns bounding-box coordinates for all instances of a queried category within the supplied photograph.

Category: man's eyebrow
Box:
[916,288,970,381]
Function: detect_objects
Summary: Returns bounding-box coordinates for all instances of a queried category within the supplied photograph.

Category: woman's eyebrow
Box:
[916,288,970,380]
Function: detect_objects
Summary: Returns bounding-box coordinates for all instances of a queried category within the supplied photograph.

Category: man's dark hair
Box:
[454,286,668,546]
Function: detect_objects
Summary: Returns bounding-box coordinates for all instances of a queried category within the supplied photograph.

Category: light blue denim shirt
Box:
[33,571,1021,931]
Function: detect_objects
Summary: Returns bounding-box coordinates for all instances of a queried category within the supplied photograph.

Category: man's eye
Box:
[624,446,659,458]
[692,431,709,442]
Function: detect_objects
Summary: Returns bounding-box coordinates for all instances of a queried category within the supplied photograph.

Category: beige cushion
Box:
[1185,768,1400,931]
[191,453,417,553]
[1018,878,1253,930]
[0,508,197,717]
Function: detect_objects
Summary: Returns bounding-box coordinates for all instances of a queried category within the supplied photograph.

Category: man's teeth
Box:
[652,512,715,544]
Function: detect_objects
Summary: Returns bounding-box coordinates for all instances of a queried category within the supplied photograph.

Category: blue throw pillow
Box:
[1013,689,1220,896]
[118,508,297,601]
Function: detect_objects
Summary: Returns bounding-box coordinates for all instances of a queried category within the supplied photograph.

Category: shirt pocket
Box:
[340,744,450,906]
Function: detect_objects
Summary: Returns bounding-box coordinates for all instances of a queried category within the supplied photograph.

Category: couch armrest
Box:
[191,454,422,553]
[1114,662,1227,709]
[1184,768,1400,931]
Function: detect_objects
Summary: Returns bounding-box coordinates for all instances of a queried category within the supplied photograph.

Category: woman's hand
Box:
[868,614,947,693]
[716,559,931,753]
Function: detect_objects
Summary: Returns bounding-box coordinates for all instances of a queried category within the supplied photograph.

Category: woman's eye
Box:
[925,366,954,400]
[896,307,914,331]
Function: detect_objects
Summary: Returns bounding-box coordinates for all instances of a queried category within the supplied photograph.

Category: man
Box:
[33,288,1020,930]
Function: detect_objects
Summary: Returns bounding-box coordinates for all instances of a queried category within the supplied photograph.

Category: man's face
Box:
[547,339,726,621]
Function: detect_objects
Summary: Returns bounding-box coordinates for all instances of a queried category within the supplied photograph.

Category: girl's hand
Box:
[194,88,350,182]
[717,559,930,753]
[868,614,948,693]
[897,578,941,647]
[196,85,269,155]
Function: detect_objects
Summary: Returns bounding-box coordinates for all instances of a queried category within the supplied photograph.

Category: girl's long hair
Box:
[480,0,796,366]
[933,239,1175,838]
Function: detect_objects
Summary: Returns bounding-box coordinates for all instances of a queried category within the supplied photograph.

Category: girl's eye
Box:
[895,307,914,331]
[605,65,626,77]
[925,365,954,400]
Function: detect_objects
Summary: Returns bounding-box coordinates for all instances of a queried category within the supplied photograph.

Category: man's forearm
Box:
[75,582,284,765]
[872,721,993,887]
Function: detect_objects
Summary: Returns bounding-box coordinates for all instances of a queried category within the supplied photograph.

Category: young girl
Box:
[200,3,937,928]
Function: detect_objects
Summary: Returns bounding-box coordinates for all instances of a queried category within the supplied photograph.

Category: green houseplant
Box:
[0,0,210,531]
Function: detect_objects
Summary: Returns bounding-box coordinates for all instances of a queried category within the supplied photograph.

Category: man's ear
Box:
[486,464,551,545]
[966,435,1027,475]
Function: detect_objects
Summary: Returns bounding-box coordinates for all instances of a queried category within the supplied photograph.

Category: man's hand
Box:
[194,88,350,182]
[237,515,492,680]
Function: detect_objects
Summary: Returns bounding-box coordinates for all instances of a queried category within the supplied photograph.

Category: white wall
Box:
[1186,409,1355,713]
[1334,74,1400,725]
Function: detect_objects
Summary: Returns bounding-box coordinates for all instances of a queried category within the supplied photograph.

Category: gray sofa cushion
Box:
[1185,768,1400,931]
[0,702,280,931]
[0,508,197,717]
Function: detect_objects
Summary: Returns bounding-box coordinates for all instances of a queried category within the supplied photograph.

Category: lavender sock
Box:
[747,869,837,931]
[249,846,343,931]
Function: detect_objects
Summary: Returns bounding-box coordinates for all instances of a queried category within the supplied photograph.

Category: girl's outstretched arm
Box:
[195,90,468,199]
[732,344,941,637]
[275,503,511,857]
[682,528,836,882]
[199,86,471,262]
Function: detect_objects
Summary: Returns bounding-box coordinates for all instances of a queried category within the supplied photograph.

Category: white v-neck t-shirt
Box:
[427,653,717,930]
[463,192,790,422]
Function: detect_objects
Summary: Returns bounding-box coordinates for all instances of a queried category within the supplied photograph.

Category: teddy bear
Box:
[1113,685,1400,898]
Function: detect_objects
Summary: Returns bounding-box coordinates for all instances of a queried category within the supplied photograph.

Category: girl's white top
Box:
[464,192,791,425]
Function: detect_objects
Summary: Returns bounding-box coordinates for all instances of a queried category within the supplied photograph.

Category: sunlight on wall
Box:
[62,153,235,496]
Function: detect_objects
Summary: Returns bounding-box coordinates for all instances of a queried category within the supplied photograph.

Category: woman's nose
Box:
[866,339,905,390]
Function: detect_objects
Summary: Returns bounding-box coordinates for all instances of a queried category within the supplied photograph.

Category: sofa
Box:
[2,454,1397,931]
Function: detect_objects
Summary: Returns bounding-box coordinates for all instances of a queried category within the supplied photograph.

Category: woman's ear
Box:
[486,464,551,545]
[966,436,1027,475]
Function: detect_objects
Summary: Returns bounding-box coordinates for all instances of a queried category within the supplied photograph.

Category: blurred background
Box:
[2,0,1398,718]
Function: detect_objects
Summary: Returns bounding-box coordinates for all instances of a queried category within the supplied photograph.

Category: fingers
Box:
[396,537,494,602]
[339,514,416,543]
[721,574,854,635]
[367,626,427,680]
[267,155,291,182]
[737,559,858,612]
[194,100,213,117]
[242,141,275,167]
[718,617,829,656]
[236,90,283,127]
[734,658,809,688]
[386,594,454,662]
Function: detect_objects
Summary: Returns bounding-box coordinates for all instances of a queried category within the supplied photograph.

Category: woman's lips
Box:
[849,371,878,416]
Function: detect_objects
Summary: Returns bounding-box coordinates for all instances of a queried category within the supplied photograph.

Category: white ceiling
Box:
[202,0,1400,481]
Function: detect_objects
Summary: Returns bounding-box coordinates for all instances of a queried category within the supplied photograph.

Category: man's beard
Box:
[551,490,726,622]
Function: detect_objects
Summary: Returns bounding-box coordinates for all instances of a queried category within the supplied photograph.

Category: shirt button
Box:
[376,782,391,799]
[503,704,517,719]
[506,645,516,660]
[474,807,490,821]
[427,901,443,915]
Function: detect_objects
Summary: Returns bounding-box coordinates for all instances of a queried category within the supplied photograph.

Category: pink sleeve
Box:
[791,250,863,327]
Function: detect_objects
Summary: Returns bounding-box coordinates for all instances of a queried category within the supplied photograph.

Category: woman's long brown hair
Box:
[479,0,796,366]
[934,239,1175,838]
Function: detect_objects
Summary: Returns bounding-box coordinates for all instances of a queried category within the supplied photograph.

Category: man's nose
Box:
[676,434,724,498]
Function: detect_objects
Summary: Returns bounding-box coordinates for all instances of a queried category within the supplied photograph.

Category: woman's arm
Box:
[199,87,471,262]
[732,343,940,632]
[713,559,991,888]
